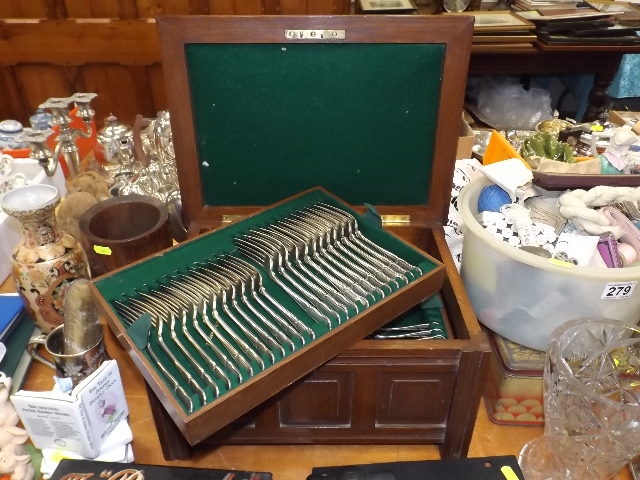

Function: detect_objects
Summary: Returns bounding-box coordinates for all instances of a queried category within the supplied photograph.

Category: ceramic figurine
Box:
[1,184,88,334]
[0,375,33,480]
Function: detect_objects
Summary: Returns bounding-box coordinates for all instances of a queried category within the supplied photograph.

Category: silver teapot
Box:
[96,115,137,184]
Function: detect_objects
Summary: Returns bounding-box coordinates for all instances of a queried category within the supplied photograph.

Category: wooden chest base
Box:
[146,226,490,460]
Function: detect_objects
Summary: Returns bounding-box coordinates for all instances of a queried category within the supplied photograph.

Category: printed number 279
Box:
[602,282,637,300]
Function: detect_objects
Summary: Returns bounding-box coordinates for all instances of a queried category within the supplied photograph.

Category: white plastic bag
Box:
[469,76,553,131]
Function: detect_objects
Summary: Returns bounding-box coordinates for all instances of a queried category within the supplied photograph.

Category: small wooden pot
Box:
[79,195,171,278]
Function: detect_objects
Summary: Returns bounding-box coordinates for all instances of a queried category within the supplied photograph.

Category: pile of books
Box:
[515,6,640,45]
[0,294,37,392]
[444,11,538,50]
[515,0,579,11]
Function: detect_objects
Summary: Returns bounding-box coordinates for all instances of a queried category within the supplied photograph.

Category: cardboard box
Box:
[457,116,475,160]
[610,110,640,127]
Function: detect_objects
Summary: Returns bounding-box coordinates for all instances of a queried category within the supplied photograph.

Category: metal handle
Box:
[26,335,56,369]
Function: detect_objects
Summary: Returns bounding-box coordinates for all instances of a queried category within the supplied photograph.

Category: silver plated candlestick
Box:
[35,93,97,177]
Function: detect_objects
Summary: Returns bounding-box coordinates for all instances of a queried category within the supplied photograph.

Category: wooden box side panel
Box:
[201,353,460,445]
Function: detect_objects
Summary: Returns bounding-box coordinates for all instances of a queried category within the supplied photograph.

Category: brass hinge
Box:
[381,215,411,226]
[222,214,244,225]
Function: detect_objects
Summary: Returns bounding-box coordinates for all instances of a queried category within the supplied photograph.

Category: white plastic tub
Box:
[459,176,640,351]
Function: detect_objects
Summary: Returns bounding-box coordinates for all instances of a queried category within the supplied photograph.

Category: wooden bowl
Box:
[79,195,171,278]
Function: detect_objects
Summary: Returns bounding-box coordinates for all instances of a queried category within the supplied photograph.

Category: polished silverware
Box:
[244,231,342,324]
[156,315,208,405]
[179,306,232,390]
[222,256,315,341]
[113,301,194,413]
[208,260,296,354]
[197,264,280,362]
[317,203,420,278]
[169,312,220,397]
[186,268,270,367]
[236,237,333,329]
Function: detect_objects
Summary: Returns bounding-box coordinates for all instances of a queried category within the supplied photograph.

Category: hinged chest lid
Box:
[157,15,473,228]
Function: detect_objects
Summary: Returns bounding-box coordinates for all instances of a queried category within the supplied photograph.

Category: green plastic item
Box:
[529,135,546,157]
[563,143,575,164]
[544,132,560,159]
[520,132,574,163]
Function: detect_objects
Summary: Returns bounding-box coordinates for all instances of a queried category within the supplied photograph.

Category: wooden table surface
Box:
[1,276,631,480]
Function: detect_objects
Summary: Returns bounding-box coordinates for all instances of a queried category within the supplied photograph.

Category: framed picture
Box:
[588,1,640,13]
[515,10,543,20]
[358,0,418,12]
[443,10,536,30]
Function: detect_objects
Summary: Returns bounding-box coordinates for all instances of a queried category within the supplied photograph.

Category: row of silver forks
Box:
[112,202,424,413]
[113,255,314,413]
[234,202,422,327]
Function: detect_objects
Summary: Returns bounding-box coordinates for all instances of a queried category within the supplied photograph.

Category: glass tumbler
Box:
[519,318,640,480]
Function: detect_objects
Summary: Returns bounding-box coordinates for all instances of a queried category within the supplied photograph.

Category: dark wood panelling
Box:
[0,1,15,18]
[0,20,160,66]
[280,0,306,14]
[148,64,167,113]
[236,0,264,14]
[135,0,163,17]
[162,0,192,14]
[51,0,67,19]
[376,372,453,427]
[209,0,264,13]
[90,0,121,17]
[63,0,94,17]
[189,0,210,14]
[13,65,74,113]
[209,0,236,13]
[308,0,346,14]
[135,0,206,15]
[117,0,139,18]
[8,0,53,18]
[279,372,353,427]
[128,65,156,118]
[81,64,155,125]
[0,66,30,123]
[264,0,281,13]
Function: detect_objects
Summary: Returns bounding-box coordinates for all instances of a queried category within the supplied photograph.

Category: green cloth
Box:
[185,43,445,207]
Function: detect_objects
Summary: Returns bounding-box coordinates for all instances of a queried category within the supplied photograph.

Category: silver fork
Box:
[221,255,315,341]
[236,237,332,329]
[113,300,194,413]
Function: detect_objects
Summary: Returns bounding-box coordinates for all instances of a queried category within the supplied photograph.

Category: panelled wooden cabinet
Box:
[211,348,460,443]
[0,0,351,126]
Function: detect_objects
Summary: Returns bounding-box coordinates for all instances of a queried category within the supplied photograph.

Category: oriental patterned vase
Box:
[1,184,88,333]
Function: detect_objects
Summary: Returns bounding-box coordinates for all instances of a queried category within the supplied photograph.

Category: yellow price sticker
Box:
[94,245,112,256]
[591,125,604,132]
[501,466,521,480]
[549,258,574,268]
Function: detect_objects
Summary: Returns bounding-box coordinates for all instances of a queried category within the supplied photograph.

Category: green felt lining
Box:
[98,188,438,414]
[185,43,445,207]
[379,294,447,333]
